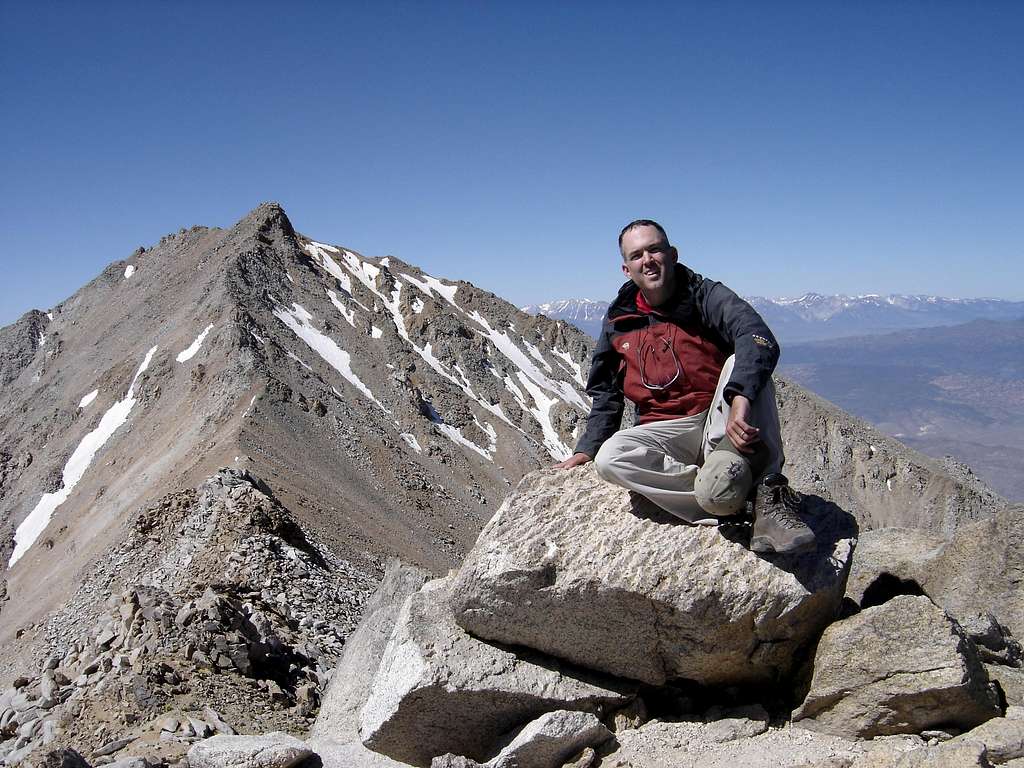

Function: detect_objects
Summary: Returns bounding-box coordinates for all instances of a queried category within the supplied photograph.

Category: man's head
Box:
[618,219,678,306]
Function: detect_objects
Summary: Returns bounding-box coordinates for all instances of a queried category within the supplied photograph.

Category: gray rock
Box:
[358,577,632,767]
[38,748,91,768]
[609,699,647,734]
[5,743,38,767]
[794,595,1002,737]
[311,559,430,742]
[844,528,945,607]
[561,748,597,768]
[431,757,479,768]
[924,504,1024,642]
[104,758,152,768]
[92,737,136,758]
[848,740,990,767]
[313,738,414,767]
[699,706,770,743]
[187,733,312,768]
[948,713,1024,763]
[203,708,237,736]
[486,710,612,768]
[11,692,33,712]
[605,717,863,767]
[846,508,1024,644]
[988,664,1024,707]
[188,717,213,739]
[451,466,854,686]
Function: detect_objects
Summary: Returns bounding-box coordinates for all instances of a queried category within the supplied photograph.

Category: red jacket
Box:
[575,264,780,458]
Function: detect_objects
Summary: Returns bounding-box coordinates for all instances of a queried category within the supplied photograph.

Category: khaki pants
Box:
[593,356,783,524]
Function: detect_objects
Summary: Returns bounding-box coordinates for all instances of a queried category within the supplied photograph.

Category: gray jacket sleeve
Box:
[573,320,624,458]
[697,280,780,403]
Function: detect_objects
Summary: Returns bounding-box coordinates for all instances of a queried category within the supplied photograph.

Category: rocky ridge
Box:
[0,469,375,765]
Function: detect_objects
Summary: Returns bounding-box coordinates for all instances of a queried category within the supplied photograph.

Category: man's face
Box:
[620,225,678,297]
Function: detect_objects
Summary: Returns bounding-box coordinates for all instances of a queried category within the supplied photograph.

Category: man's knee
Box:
[594,440,619,482]
[694,449,752,516]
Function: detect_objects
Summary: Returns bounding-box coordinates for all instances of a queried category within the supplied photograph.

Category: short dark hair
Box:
[618,219,669,250]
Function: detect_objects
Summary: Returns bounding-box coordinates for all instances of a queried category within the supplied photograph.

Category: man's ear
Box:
[668,246,679,266]
[621,262,630,278]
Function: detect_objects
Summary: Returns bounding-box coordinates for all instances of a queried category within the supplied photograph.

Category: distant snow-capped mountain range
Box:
[522,294,1024,342]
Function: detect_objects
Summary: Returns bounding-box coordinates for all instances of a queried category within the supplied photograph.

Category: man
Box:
[554,219,814,555]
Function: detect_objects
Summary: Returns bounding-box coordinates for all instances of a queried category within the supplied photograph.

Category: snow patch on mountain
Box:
[326,290,356,327]
[468,309,588,412]
[515,372,571,459]
[436,423,492,461]
[78,389,99,409]
[299,238,589,460]
[552,347,586,387]
[400,432,422,453]
[402,272,460,305]
[176,324,214,363]
[124,265,136,279]
[10,345,157,567]
[273,302,388,413]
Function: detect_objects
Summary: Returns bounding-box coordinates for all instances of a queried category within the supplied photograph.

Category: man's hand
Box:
[725,395,760,454]
[554,452,592,470]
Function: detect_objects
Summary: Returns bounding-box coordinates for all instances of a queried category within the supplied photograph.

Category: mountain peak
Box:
[232,201,298,247]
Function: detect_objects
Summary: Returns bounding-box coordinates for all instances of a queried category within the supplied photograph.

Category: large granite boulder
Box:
[948,707,1024,764]
[847,741,990,768]
[358,576,633,767]
[794,595,1002,737]
[845,507,1024,645]
[311,559,430,742]
[449,466,855,686]
[921,503,1024,641]
[311,559,431,767]
[843,527,946,607]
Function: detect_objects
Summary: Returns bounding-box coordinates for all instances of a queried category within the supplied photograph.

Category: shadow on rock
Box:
[626,492,689,526]
[751,494,858,585]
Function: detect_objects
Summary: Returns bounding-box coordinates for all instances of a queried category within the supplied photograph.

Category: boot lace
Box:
[766,486,804,528]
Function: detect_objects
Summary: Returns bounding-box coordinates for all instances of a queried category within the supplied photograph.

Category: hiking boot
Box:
[750,473,815,555]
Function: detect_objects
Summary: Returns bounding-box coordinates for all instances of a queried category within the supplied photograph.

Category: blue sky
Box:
[1,1,1021,326]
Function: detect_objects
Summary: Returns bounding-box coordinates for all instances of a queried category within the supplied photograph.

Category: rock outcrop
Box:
[310,560,430,743]
[358,577,632,766]
[312,457,1020,768]
[845,506,1024,648]
[450,466,855,686]
[794,595,1002,737]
